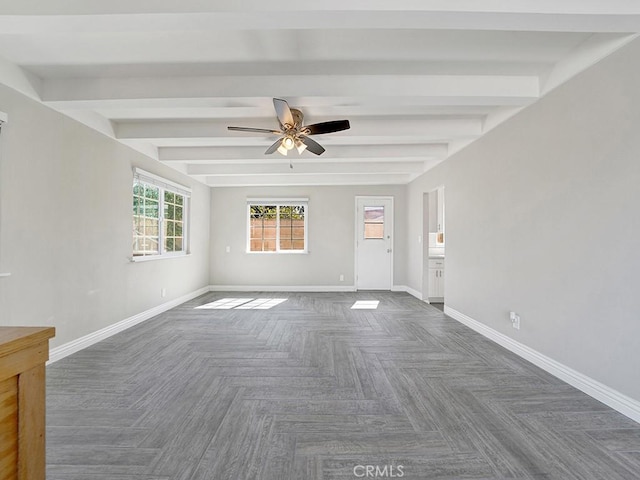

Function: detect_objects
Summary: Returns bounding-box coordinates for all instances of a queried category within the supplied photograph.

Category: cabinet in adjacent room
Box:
[428,258,445,301]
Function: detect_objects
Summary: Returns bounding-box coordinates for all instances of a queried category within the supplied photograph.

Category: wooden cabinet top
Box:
[0,327,55,358]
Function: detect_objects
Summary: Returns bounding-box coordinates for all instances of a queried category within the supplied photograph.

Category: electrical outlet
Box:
[225,246,231,253]
[161,288,167,298]
[510,311,520,330]
[339,274,344,282]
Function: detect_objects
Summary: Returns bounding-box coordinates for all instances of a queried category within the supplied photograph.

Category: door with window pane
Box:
[356,197,393,289]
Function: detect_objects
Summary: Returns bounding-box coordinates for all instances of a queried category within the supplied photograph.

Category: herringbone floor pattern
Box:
[46,292,640,479]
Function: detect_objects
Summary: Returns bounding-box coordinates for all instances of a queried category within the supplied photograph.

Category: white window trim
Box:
[131,252,192,263]
[132,168,191,262]
[134,168,192,197]
[246,199,309,254]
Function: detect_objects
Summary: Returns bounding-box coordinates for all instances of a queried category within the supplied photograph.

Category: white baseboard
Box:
[444,306,640,424]
[392,285,423,300]
[48,286,210,364]
[209,285,356,292]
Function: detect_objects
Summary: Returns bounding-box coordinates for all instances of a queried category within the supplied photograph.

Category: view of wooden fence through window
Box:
[133,180,187,257]
[163,191,184,252]
[364,206,385,239]
[133,182,160,256]
[249,204,305,252]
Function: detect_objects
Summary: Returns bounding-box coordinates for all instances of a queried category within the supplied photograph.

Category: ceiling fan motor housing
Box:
[289,109,304,129]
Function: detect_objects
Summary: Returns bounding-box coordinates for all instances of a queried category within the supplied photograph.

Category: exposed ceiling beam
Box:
[41,75,539,103]
[541,33,639,94]
[48,96,533,116]
[147,136,467,148]
[0,54,41,100]
[2,3,640,33]
[204,172,414,187]
[1,0,639,15]
[26,61,549,81]
[91,104,495,122]
[158,144,448,162]
[114,117,482,141]
[186,161,426,177]
[59,109,116,137]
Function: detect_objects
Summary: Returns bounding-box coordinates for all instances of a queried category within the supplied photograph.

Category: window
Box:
[363,205,385,239]
[132,168,190,259]
[163,191,185,253]
[247,199,308,253]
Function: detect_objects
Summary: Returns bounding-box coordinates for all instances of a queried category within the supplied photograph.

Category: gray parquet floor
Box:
[46,292,640,479]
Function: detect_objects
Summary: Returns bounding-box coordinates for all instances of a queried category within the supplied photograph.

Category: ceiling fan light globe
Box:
[277,144,288,156]
[282,136,295,150]
[295,139,307,154]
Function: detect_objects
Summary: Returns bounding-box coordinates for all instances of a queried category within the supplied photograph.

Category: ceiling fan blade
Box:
[265,138,283,155]
[300,136,325,156]
[228,126,281,135]
[304,120,350,135]
[273,98,294,128]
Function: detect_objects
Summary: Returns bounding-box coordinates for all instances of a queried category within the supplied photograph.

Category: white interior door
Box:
[356,197,393,290]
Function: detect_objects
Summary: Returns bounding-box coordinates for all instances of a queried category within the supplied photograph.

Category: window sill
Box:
[131,253,191,263]
[246,250,309,255]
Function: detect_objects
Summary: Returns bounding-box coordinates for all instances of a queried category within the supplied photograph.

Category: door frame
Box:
[422,191,430,302]
[422,186,445,302]
[354,195,394,290]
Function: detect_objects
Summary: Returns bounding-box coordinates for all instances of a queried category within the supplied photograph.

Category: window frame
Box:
[246,198,309,254]
[132,168,191,262]
[363,205,386,240]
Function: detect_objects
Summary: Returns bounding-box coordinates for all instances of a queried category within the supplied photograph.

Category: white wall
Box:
[0,83,211,349]
[210,185,407,288]
[407,39,640,402]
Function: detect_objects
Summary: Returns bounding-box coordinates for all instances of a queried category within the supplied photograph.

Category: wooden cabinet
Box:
[0,327,55,480]
[428,258,445,301]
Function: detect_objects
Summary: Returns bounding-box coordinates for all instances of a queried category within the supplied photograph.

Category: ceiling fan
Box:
[228,98,350,156]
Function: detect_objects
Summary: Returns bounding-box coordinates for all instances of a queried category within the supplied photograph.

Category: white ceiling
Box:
[1,1,639,187]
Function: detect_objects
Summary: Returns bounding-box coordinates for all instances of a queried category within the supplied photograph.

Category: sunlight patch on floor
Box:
[236,298,287,309]
[196,298,287,310]
[351,300,379,310]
